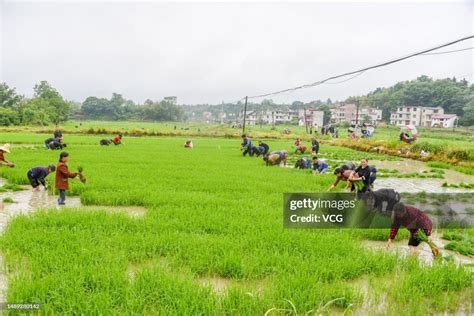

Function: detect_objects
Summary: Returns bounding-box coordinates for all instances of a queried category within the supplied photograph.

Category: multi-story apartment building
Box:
[390,106,444,126]
[330,103,382,124]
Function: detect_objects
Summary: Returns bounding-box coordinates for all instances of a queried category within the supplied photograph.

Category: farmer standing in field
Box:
[241,134,254,156]
[0,144,15,168]
[55,152,79,205]
[27,164,56,191]
[386,202,438,257]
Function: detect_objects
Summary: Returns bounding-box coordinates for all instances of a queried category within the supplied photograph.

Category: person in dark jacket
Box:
[366,188,401,214]
[27,164,56,191]
[241,134,254,156]
[258,141,269,155]
[44,137,60,149]
[311,138,320,154]
[48,140,67,150]
[54,128,63,139]
[100,139,112,146]
[349,158,373,192]
[295,157,312,169]
[55,152,79,205]
[386,202,434,256]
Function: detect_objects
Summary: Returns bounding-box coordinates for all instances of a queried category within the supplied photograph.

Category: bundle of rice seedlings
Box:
[77,166,87,184]
[352,180,365,192]
[419,230,440,258]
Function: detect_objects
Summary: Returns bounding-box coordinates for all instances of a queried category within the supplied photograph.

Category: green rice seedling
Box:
[0,132,471,314]
[2,197,15,203]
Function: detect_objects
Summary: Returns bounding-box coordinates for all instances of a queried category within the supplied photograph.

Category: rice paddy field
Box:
[0,129,472,315]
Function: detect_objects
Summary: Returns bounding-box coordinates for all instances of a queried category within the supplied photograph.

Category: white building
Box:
[298,109,324,127]
[390,106,444,126]
[240,110,298,125]
[430,114,457,128]
[351,108,383,125]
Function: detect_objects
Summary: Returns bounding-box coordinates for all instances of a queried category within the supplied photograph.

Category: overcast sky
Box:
[1,0,473,105]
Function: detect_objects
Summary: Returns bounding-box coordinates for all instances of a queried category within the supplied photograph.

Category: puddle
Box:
[197,276,232,295]
[0,177,146,303]
[363,232,474,266]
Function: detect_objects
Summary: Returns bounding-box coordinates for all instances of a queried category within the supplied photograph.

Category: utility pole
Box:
[355,101,360,126]
[272,111,275,129]
[242,96,248,134]
[303,107,308,134]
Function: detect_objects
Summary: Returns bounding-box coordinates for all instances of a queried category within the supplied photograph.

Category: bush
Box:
[410,142,447,154]
[447,149,470,161]
[0,107,20,126]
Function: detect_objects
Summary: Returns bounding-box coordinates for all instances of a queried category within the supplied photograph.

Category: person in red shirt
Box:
[111,134,123,145]
[0,144,15,168]
[55,152,79,205]
[386,202,433,256]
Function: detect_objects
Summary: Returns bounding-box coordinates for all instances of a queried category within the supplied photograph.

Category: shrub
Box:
[447,149,471,161]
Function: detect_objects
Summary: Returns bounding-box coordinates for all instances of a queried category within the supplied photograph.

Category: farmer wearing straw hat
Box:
[0,144,15,167]
[27,164,56,191]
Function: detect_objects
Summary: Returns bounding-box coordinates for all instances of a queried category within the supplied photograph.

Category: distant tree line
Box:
[80,95,185,122]
[1,75,473,126]
[346,76,474,125]
[0,81,72,126]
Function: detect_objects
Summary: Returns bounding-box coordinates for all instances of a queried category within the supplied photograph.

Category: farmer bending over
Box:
[55,152,79,205]
[27,164,55,191]
[241,134,254,156]
[295,157,312,169]
[295,144,307,154]
[112,134,123,145]
[264,151,288,166]
[311,138,319,154]
[312,157,329,174]
[328,167,355,191]
[184,140,193,148]
[54,128,63,139]
[258,141,269,155]
[386,202,436,257]
[0,144,15,168]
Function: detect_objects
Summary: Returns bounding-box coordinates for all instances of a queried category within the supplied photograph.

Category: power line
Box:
[246,35,474,100]
[420,46,474,55]
[324,71,366,84]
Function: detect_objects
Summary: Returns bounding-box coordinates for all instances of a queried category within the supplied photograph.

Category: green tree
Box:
[0,82,22,108]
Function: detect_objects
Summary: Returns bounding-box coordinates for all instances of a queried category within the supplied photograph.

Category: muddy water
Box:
[0,177,146,303]
[370,159,474,193]
[363,232,474,266]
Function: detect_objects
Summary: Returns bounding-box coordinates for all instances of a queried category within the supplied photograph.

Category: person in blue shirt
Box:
[240,134,254,156]
[27,164,56,191]
[312,156,329,174]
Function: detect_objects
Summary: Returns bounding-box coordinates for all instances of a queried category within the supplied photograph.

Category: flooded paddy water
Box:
[0,177,147,303]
